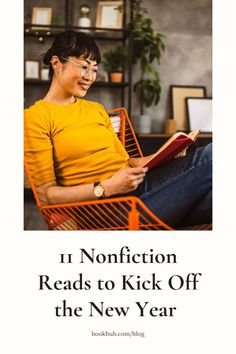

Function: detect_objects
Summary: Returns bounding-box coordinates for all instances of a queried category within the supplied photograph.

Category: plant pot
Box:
[109,71,123,83]
[139,114,152,133]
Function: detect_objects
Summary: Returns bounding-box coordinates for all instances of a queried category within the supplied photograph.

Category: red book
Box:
[143,129,200,171]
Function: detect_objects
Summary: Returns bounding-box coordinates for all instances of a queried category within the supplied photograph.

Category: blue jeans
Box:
[135,143,212,227]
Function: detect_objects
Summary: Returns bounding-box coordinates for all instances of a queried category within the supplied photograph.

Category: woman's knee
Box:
[204,142,212,157]
[193,143,212,166]
[203,142,212,159]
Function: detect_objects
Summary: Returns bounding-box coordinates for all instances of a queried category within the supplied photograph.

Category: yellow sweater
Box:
[24,99,129,187]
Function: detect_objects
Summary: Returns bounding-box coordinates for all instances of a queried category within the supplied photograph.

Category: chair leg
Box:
[128,207,140,230]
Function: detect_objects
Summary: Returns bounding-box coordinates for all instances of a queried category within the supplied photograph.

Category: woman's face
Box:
[54,56,98,97]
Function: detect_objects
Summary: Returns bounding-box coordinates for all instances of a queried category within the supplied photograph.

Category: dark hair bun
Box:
[43,48,53,65]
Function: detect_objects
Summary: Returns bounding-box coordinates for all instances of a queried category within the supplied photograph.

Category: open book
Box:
[142,129,200,171]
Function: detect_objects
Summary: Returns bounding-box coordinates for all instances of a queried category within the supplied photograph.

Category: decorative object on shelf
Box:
[24,60,40,79]
[78,4,91,31]
[41,67,50,81]
[31,7,52,30]
[102,45,127,82]
[139,114,152,133]
[165,119,177,135]
[186,97,212,133]
[96,1,123,29]
[170,85,206,131]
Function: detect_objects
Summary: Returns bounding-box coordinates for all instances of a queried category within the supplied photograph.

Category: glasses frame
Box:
[60,56,103,81]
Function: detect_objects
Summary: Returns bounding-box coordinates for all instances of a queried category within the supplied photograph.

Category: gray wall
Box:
[131,0,212,131]
[24,0,212,132]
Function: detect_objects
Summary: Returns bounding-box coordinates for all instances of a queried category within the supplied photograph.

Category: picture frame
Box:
[24,60,40,79]
[32,7,52,28]
[186,97,212,133]
[96,1,123,29]
[170,85,206,131]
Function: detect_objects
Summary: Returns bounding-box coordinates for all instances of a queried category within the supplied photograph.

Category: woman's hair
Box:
[43,31,101,78]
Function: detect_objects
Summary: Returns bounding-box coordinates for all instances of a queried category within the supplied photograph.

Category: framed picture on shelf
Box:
[24,60,40,79]
[32,7,52,29]
[96,1,123,29]
[40,67,50,81]
[170,85,206,131]
[186,97,212,133]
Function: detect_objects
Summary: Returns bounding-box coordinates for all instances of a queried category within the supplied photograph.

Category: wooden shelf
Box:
[93,81,129,88]
[24,24,129,41]
[24,79,129,88]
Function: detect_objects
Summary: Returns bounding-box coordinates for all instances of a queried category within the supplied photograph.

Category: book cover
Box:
[143,129,200,171]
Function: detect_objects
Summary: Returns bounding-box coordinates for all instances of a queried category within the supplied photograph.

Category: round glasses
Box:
[60,56,104,81]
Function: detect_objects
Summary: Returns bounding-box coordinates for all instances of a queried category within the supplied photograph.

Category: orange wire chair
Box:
[25,107,172,231]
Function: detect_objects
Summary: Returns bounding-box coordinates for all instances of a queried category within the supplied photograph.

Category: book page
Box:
[143,130,199,167]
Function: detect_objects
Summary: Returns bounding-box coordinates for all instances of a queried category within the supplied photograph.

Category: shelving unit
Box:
[24,24,129,41]
[24,0,132,113]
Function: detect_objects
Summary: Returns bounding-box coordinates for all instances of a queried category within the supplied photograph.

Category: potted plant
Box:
[102,45,127,83]
[121,0,165,132]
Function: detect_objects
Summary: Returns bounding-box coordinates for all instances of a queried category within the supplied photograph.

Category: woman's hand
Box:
[102,166,148,197]
[174,148,187,158]
[128,155,154,168]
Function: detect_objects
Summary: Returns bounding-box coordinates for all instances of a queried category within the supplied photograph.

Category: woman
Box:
[24,31,212,227]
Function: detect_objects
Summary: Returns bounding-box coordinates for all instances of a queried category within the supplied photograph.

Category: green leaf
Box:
[122,0,166,111]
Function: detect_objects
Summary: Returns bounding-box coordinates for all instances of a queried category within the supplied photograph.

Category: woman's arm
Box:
[36,166,148,205]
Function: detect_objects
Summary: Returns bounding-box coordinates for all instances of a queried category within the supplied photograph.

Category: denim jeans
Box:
[135,143,212,227]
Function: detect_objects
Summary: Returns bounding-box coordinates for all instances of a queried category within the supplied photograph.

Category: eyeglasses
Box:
[60,56,103,81]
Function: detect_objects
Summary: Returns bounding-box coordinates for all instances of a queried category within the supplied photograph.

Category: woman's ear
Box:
[50,55,61,74]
